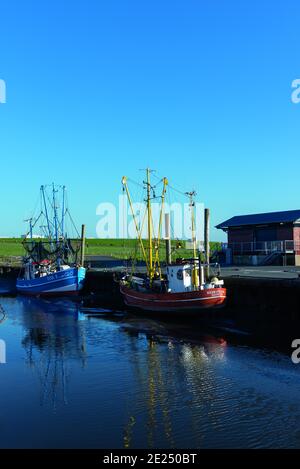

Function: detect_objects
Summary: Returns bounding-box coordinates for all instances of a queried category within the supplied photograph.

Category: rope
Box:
[152,172,190,198]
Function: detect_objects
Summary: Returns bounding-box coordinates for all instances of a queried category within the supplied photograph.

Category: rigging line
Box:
[41,186,53,239]
[45,187,55,211]
[152,180,167,274]
[166,188,176,241]
[128,186,146,270]
[154,171,192,199]
[122,185,126,266]
[151,177,164,191]
[127,178,144,189]
[122,177,149,269]
[130,184,145,265]
[64,191,71,237]
[168,183,190,198]
[146,173,164,195]
[151,214,161,275]
[167,192,182,253]
[24,212,43,239]
[27,192,41,224]
[65,208,80,238]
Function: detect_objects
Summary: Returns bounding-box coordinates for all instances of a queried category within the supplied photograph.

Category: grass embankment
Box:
[0,238,25,257]
[0,238,222,262]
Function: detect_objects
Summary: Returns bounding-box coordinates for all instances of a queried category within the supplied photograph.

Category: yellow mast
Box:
[188,191,199,289]
[153,177,168,277]
[146,168,154,283]
[122,171,168,285]
[122,176,149,271]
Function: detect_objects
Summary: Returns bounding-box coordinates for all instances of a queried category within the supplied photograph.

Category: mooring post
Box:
[165,213,172,265]
[204,208,210,280]
[80,224,86,267]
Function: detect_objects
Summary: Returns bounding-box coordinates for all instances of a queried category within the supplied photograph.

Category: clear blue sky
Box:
[0,0,299,240]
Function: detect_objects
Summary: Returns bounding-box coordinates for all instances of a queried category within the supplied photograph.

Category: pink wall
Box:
[293,227,300,254]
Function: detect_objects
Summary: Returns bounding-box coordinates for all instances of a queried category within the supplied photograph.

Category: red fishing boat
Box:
[120,169,227,315]
[120,264,226,313]
[120,284,226,313]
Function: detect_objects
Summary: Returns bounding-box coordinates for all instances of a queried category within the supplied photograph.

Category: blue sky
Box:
[0,0,299,240]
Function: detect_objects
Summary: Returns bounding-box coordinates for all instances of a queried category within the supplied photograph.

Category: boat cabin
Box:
[166,264,193,292]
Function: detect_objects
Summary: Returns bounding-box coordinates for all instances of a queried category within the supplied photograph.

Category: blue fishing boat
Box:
[17,184,86,297]
[17,266,86,296]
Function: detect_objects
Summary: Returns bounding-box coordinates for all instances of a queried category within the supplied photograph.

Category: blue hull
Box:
[16,267,86,296]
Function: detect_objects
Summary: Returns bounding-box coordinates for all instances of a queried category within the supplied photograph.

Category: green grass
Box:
[0,238,222,262]
[0,238,25,257]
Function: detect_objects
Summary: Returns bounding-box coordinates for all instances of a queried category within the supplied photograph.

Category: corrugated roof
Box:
[216,209,300,230]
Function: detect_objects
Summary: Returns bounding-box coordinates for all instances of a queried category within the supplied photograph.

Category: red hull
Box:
[120,285,226,313]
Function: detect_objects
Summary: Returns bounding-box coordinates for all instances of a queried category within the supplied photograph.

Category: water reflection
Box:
[0,302,6,324]
[119,324,227,448]
[18,298,229,446]
[1,296,300,448]
[18,296,87,409]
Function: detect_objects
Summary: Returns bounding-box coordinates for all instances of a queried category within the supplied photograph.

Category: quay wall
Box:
[1,267,300,343]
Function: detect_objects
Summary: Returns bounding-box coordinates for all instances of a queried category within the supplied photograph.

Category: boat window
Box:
[177,269,183,280]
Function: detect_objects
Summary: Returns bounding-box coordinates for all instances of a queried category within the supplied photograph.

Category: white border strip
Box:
[17,275,77,289]
[123,291,226,303]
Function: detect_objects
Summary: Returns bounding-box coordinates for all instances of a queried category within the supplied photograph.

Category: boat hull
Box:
[16,267,86,297]
[120,284,226,313]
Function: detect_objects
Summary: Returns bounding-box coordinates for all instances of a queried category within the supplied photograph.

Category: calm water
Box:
[0,295,300,449]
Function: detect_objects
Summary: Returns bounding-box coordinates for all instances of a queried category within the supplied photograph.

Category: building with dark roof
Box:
[216,210,300,265]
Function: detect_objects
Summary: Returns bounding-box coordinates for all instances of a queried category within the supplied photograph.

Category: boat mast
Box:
[52,183,61,269]
[24,217,33,239]
[121,177,149,270]
[187,191,199,289]
[41,185,52,240]
[121,171,167,284]
[154,177,168,277]
[146,168,154,283]
[52,183,59,242]
[61,185,66,238]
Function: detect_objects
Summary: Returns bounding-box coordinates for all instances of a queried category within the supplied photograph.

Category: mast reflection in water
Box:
[1,296,300,448]
[20,297,87,409]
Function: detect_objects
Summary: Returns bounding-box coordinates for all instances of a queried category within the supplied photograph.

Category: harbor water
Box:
[0,295,300,449]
